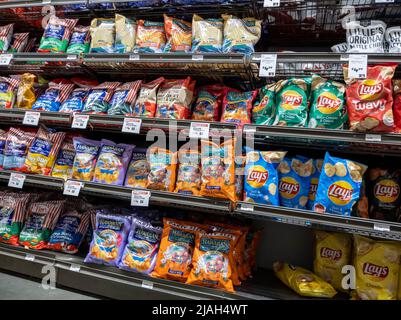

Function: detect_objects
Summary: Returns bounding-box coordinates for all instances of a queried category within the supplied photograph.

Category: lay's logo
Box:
[374,179,400,203]
[316,92,342,114]
[358,80,383,100]
[320,247,342,261]
[247,165,269,188]
[327,181,353,206]
[279,177,300,199]
[281,90,303,110]
[363,263,389,278]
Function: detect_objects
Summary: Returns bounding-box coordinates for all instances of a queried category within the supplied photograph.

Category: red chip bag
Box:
[393,80,401,133]
[343,64,397,132]
[221,89,258,128]
[191,84,225,121]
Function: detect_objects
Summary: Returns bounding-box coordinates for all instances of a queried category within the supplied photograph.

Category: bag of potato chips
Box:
[252,83,276,125]
[353,235,401,300]
[164,15,192,53]
[124,147,149,188]
[51,140,76,180]
[147,147,177,192]
[313,231,352,292]
[72,137,101,182]
[192,15,223,53]
[135,20,166,53]
[307,159,323,210]
[175,148,201,196]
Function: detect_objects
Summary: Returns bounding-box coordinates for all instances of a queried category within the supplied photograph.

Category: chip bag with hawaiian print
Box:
[175,148,201,196]
[147,147,177,192]
[72,137,101,181]
[124,147,150,188]
[221,89,258,128]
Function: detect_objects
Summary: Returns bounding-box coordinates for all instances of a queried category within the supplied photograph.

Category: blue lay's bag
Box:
[313,152,367,216]
[307,159,323,210]
[278,157,313,209]
[244,148,286,206]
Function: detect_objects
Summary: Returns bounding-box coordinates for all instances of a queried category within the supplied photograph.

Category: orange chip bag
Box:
[152,218,204,282]
[147,147,177,192]
[200,139,236,201]
[174,148,201,196]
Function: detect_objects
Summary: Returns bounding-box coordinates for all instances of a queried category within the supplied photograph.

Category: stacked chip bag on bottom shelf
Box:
[307,159,323,210]
[313,152,367,216]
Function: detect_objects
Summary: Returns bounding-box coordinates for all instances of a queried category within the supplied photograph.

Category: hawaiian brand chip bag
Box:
[83,82,121,114]
[72,137,101,181]
[66,26,90,54]
[252,83,276,125]
[353,235,401,300]
[115,14,136,53]
[90,18,115,53]
[385,27,401,53]
[164,15,192,52]
[191,84,225,121]
[0,77,20,109]
[135,20,166,53]
[278,157,313,209]
[84,212,131,267]
[147,147,177,192]
[3,127,36,171]
[307,159,323,210]
[200,139,236,201]
[221,90,258,128]
[244,148,287,206]
[124,147,150,188]
[152,218,204,282]
[343,64,397,132]
[273,78,309,127]
[133,77,164,117]
[32,81,75,112]
[118,217,162,274]
[51,140,76,180]
[346,20,386,53]
[93,139,134,186]
[107,81,142,115]
[313,231,352,292]
[313,152,367,216]
[38,16,77,53]
[308,75,346,129]
[0,24,14,52]
[192,15,223,53]
[175,148,201,196]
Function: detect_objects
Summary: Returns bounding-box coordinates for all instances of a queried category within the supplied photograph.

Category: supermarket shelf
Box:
[0,170,64,190]
[234,202,401,241]
[0,109,71,127]
[0,0,86,9]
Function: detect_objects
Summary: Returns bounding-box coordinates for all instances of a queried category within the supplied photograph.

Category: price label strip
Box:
[365,134,381,142]
[349,54,368,79]
[0,54,13,65]
[8,173,26,189]
[63,180,84,197]
[375,0,394,3]
[23,111,40,126]
[129,54,140,61]
[131,190,151,207]
[373,223,391,232]
[25,254,35,262]
[192,54,204,61]
[72,114,89,129]
[259,54,277,77]
[189,122,210,139]
[122,118,142,134]
[142,280,154,290]
[264,0,280,7]
[70,264,81,272]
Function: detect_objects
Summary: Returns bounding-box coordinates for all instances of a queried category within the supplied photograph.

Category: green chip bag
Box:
[66,26,90,54]
[308,75,347,129]
[38,16,77,53]
[252,83,276,125]
[273,78,309,127]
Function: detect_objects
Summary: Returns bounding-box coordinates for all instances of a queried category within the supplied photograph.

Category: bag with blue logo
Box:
[313,152,367,216]
[38,16,77,53]
[83,82,121,114]
[66,25,90,54]
[107,81,142,115]
[0,76,20,109]
[32,81,75,112]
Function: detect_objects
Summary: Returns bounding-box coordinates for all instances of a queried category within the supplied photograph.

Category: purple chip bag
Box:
[118,217,162,274]
[84,212,131,267]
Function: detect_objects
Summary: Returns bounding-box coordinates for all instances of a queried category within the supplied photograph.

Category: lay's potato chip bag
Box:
[307,159,323,210]
[252,83,276,125]
[175,148,201,196]
[147,147,177,192]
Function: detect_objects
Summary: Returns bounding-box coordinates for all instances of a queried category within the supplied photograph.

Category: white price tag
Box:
[70,264,81,272]
[374,223,390,232]
[241,203,254,212]
[365,134,381,142]
[0,54,12,65]
[192,54,204,61]
[63,180,83,197]
[72,114,89,129]
[8,173,26,189]
[349,54,368,79]
[67,55,77,60]
[264,0,280,7]
[122,118,142,134]
[259,54,277,77]
[189,122,210,139]
[23,111,40,126]
[42,0,51,4]
[375,0,394,3]
[142,280,153,290]
[25,254,35,262]
[129,54,140,61]
[131,190,151,207]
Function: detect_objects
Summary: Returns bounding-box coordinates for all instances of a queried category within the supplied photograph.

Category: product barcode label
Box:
[25,254,35,262]
[122,118,142,134]
[259,54,277,77]
[70,264,81,272]
[349,54,368,79]
[192,54,204,61]
[8,173,26,189]
[241,203,254,212]
[72,114,89,129]
[373,223,390,232]
[189,122,210,139]
[142,280,153,290]
[365,134,381,142]
[0,54,12,65]
[63,180,83,197]
[131,190,151,207]
[23,111,40,126]
[264,0,280,7]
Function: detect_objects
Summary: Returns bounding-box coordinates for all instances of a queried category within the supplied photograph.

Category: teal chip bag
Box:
[66,26,90,54]
[308,75,347,129]
[252,83,276,125]
[38,16,77,53]
[278,157,313,209]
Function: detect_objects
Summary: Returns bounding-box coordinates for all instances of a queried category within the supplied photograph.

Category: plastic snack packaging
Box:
[175,148,201,196]
[307,159,323,210]
[252,83,276,125]
[107,81,142,115]
[7,32,29,53]
[385,27,401,53]
[51,139,75,180]
[32,81,75,112]
[221,89,258,128]
[135,20,166,53]
[38,16,77,53]
[0,193,30,245]
[346,20,386,53]
[273,78,309,127]
[191,84,225,121]
[313,231,352,292]
[331,42,348,53]
[235,155,246,201]
[133,77,164,117]
[124,147,150,188]
[22,127,66,176]
[313,152,367,216]
[152,218,204,282]
[192,15,223,53]
[308,75,347,129]
[147,147,177,192]
[93,139,135,186]
[0,76,21,109]
[244,148,287,206]
[353,235,401,300]
[90,18,115,53]
[115,14,136,53]
[3,127,36,171]
[0,129,7,168]
[72,137,101,181]
[164,15,192,53]
[16,73,36,109]
[47,209,91,254]
[24,37,36,52]
[19,200,66,250]
[83,82,121,114]
[200,139,236,201]
[244,229,262,278]
[186,231,236,292]
[155,77,196,120]
[274,262,337,298]
[0,23,14,52]
[392,80,401,132]
[367,168,401,222]
[222,15,261,55]
[84,212,131,267]
[118,217,162,274]
[59,77,99,113]
[66,26,90,54]
[343,64,397,132]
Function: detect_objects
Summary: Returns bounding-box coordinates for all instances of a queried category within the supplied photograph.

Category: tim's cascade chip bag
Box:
[3,127,36,171]
[192,15,223,53]
[221,90,258,128]
[32,81,75,112]
[152,218,204,282]
[353,235,401,300]
[278,157,313,210]
[273,261,337,298]
[51,140,76,180]
[0,76,20,109]
[313,152,367,216]
[175,148,201,196]
[83,82,121,114]
[108,81,142,115]
[124,147,149,188]
[393,79,401,132]
[147,147,177,192]
[343,64,397,132]
[273,78,309,127]
[164,15,192,53]
[308,75,347,129]
[307,159,323,210]
[72,137,101,181]
[191,84,225,122]
[368,168,401,222]
[133,77,164,117]
[186,231,235,292]
[38,16,77,53]
[244,148,286,206]
[313,231,352,292]
[252,83,276,125]
[135,20,166,53]
[200,139,236,201]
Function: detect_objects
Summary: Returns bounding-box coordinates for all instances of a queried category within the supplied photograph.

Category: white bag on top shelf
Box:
[345,20,386,53]
[385,26,401,53]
